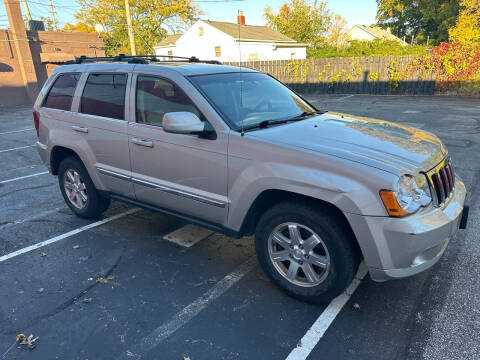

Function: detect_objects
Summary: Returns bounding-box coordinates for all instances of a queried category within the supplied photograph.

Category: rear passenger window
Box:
[43,73,80,111]
[136,75,203,126]
[80,73,127,120]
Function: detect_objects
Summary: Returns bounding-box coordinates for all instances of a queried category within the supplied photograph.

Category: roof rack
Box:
[64,54,221,65]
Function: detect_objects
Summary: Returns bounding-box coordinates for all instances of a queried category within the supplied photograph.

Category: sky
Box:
[0,0,378,31]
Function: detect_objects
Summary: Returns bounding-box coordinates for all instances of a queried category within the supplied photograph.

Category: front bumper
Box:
[346,177,467,282]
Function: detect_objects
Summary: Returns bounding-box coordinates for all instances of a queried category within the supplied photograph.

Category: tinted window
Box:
[136,75,203,127]
[81,73,127,120]
[44,73,80,111]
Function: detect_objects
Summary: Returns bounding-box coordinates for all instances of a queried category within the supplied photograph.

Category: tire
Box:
[255,200,360,303]
[58,156,110,219]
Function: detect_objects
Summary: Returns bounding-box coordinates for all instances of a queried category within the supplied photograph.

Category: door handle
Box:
[72,125,88,133]
[131,137,154,148]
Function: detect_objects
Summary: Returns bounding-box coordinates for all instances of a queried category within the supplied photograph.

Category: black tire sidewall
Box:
[255,201,357,303]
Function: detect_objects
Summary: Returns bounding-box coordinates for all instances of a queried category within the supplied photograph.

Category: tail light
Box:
[33,111,40,137]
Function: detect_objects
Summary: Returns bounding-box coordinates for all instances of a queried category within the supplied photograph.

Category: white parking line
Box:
[285,262,368,360]
[126,257,257,357]
[0,145,35,153]
[0,208,140,263]
[335,94,355,101]
[163,224,214,247]
[0,171,49,184]
[0,128,34,135]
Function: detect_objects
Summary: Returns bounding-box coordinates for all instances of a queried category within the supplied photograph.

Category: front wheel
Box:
[255,200,359,303]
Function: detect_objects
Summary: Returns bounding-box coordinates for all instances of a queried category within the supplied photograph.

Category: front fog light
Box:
[380,174,432,217]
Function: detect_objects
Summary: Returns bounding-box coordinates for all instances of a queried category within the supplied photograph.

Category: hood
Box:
[247,112,447,175]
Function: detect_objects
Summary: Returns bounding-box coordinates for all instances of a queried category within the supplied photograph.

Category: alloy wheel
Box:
[64,169,88,209]
[268,222,330,287]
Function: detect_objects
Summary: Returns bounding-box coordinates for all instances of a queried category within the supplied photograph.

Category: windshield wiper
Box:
[242,110,326,132]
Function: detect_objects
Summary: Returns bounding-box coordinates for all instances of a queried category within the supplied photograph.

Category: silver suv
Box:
[34,56,469,303]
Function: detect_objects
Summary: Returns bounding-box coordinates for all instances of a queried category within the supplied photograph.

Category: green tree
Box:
[449,0,480,44]
[264,0,332,47]
[75,0,200,55]
[376,0,460,45]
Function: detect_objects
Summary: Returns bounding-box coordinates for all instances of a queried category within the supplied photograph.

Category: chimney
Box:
[237,11,245,25]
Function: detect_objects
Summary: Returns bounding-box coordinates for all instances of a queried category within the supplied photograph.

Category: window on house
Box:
[136,75,204,127]
[43,73,80,111]
[167,50,173,56]
[215,46,221,57]
[249,54,258,61]
[291,52,296,59]
[80,73,127,120]
[198,27,204,37]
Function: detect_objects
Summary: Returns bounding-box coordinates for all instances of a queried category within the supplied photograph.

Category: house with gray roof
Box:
[154,17,307,62]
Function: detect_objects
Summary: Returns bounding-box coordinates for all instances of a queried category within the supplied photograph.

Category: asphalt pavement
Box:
[0,95,478,360]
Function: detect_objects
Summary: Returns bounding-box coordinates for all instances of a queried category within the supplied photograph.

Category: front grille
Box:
[427,158,455,206]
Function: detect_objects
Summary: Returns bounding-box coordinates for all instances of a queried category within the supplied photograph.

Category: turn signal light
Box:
[379,190,409,217]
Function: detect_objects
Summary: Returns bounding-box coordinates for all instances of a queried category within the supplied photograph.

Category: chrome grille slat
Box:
[427,158,455,207]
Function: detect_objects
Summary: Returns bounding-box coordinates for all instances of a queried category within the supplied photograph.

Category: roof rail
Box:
[64,54,221,65]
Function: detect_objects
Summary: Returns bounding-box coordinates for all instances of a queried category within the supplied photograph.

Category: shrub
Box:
[307,38,427,58]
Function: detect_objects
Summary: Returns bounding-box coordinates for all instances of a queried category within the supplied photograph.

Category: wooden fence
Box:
[226,55,437,95]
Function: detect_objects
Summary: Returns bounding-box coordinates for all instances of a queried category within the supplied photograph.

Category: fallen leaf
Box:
[83,298,92,304]
[73,245,80,249]
[16,334,26,342]
[96,276,115,284]
[353,303,360,309]
[183,357,191,360]
[18,334,38,349]
[37,288,44,294]
[87,277,94,281]
[40,252,47,257]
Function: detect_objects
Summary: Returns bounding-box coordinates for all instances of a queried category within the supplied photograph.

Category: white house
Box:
[154,18,307,62]
[347,24,408,45]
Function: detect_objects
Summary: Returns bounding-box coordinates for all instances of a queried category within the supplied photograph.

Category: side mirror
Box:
[163,112,205,135]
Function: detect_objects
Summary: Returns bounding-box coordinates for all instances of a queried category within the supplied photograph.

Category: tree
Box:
[327,14,348,48]
[376,0,460,45]
[74,0,201,55]
[63,22,96,33]
[264,0,332,47]
[449,0,480,44]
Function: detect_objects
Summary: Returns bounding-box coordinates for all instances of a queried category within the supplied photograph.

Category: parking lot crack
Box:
[2,255,123,335]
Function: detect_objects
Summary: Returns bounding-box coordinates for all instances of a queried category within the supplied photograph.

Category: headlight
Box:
[380,174,432,217]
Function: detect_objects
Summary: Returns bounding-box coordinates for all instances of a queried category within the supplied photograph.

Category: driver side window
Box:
[136,75,203,127]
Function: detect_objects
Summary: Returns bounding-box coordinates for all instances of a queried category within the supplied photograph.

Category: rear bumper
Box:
[346,177,467,282]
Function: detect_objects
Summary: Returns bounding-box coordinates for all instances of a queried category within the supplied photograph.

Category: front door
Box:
[127,74,228,225]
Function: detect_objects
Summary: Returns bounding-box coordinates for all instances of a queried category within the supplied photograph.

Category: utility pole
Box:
[21,0,31,21]
[125,0,136,55]
[49,0,57,31]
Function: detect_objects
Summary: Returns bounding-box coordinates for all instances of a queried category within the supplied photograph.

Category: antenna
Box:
[238,9,244,136]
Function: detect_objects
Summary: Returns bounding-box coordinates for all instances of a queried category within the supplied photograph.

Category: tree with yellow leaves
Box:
[74,0,201,55]
[449,0,480,44]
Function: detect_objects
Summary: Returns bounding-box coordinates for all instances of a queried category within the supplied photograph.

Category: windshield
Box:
[189,72,316,130]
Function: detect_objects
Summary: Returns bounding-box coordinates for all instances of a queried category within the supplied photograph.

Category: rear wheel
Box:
[255,200,359,303]
[58,156,110,219]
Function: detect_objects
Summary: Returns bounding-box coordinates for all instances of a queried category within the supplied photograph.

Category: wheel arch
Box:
[240,190,361,253]
[50,146,82,175]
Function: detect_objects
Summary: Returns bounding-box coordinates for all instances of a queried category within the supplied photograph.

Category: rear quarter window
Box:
[80,73,127,120]
[43,73,80,111]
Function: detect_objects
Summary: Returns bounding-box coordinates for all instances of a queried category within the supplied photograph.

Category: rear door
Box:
[66,68,134,197]
[127,72,229,225]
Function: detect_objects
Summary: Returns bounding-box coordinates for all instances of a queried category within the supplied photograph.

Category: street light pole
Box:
[125,0,136,55]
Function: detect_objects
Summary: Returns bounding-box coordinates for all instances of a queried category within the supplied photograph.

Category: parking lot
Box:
[0,94,479,360]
